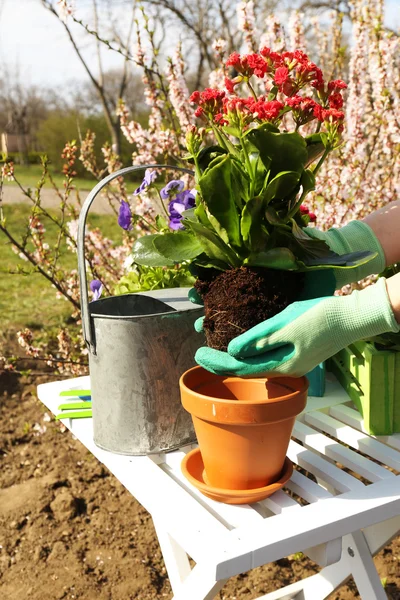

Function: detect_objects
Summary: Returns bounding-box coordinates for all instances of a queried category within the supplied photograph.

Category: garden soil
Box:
[196,267,305,351]
[1,355,400,599]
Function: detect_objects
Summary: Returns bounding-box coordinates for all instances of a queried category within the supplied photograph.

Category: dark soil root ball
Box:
[195,267,305,352]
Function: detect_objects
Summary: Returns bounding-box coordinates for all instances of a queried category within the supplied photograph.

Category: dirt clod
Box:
[196,267,305,351]
[50,490,80,521]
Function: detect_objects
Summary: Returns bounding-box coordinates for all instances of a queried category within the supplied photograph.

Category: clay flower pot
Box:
[180,366,308,491]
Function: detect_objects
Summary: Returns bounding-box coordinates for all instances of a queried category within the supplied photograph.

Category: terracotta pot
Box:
[180,366,308,490]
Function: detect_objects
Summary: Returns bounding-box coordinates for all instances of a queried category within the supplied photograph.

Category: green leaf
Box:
[189,257,227,273]
[305,133,328,167]
[223,125,241,137]
[198,153,242,247]
[300,169,316,196]
[291,221,333,259]
[247,129,308,178]
[185,220,240,267]
[245,248,299,270]
[231,157,250,206]
[241,197,266,250]
[181,208,197,221]
[155,215,168,230]
[197,145,227,171]
[264,171,301,204]
[132,235,175,267]
[265,206,285,225]
[303,250,377,268]
[153,232,203,262]
[290,222,378,269]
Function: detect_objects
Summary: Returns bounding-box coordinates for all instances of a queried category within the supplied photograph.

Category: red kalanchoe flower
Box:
[247,98,284,120]
[190,88,226,117]
[274,66,290,85]
[329,93,344,109]
[226,52,241,70]
[309,212,317,223]
[328,79,348,91]
[313,103,325,121]
[300,205,309,215]
[201,88,225,103]
[246,53,267,78]
[225,77,237,94]
[189,90,201,104]
[322,108,345,122]
[214,113,228,125]
[286,95,303,108]
[194,107,204,118]
[293,50,309,64]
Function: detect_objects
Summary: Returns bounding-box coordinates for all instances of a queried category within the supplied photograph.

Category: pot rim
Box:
[180,365,308,406]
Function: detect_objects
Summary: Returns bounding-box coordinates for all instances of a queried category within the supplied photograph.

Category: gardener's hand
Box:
[188,287,203,305]
[195,278,399,378]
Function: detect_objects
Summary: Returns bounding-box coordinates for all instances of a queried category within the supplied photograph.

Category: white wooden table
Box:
[37,374,400,600]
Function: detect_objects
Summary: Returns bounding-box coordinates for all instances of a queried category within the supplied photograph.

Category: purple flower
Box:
[134,168,157,195]
[118,200,132,230]
[160,179,185,200]
[168,190,196,230]
[90,279,103,302]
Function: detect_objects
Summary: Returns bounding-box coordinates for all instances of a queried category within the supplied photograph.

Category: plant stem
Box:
[156,189,172,220]
[239,135,255,196]
[313,147,331,176]
[247,80,258,101]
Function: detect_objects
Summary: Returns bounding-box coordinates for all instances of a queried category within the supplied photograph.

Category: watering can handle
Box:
[77,163,194,353]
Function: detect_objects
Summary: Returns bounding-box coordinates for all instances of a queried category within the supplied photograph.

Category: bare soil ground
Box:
[1,358,400,600]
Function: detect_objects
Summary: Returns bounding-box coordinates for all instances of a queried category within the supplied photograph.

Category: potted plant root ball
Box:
[132,47,376,503]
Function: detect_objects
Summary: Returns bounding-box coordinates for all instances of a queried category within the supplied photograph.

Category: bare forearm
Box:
[386,272,400,324]
[363,200,400,267]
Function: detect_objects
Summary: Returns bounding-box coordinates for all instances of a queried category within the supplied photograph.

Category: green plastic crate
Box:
[328,340,400,435]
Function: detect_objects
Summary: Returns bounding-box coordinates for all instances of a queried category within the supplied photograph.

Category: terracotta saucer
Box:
[181,448,293,505]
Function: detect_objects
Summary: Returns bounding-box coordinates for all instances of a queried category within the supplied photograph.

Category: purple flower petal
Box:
[169,218,184,230]
[90,279,103,302]
[118,201,132,230]
[134,169,157,195]
[160,179,185,200]
[167,190,196,230]
[170,201,186,215]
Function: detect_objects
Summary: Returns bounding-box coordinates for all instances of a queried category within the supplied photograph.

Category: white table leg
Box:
[153,519,191,595]
[363,514,400,555]
[345,531,388,599]
[170,562,227,600]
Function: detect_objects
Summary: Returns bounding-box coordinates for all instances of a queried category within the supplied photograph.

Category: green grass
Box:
[0,203,123,333]
[6,164,139,192]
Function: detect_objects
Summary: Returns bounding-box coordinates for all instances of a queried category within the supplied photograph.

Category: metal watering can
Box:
[77,165,204,455]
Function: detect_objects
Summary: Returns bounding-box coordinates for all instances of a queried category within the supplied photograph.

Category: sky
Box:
[1,0,399,91]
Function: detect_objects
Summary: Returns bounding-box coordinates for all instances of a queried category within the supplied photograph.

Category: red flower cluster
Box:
[246,98,284,120]
[300,205,317,223]
[226,52,268,78]
[189,88,225,118]
[190,48,347,134]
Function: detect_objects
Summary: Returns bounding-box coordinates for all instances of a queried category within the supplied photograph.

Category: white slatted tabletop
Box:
[37,374,400,600]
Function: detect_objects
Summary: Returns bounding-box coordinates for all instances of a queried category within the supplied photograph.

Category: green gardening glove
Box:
[195,278,399,378]
[305,221,386,288]
[188,288,203,305]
